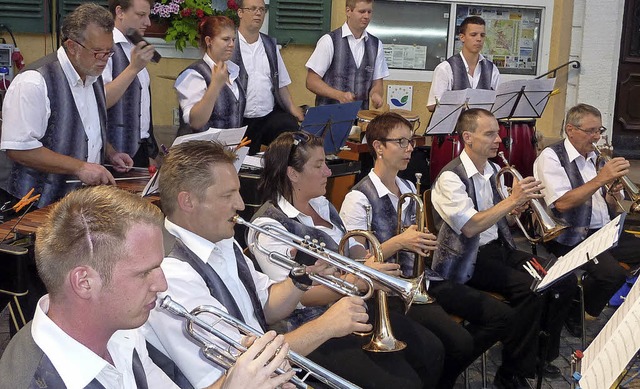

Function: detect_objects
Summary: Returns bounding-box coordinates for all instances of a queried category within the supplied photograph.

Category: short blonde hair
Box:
[35,186,163,296]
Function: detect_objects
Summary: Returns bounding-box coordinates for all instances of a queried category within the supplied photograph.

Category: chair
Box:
[0,242,30,332]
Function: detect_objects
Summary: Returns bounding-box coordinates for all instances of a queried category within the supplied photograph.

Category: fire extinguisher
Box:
[12,47,24,71]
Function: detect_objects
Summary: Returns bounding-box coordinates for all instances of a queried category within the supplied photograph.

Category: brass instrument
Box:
[592,141,640,214]
[495,151,569,243]
[337,205,406,352]
[160,296,361,389]
[234,215,423,313]
[396,172,435,304]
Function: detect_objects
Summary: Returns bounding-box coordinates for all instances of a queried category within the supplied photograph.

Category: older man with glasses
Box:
[0,3,133,209]
[231,0,304,155]
[534,103,640,335]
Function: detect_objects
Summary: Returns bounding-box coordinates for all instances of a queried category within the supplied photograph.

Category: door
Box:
[613,0,640,159]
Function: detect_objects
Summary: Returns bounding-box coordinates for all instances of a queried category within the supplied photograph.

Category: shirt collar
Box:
[203,53,240,83]
[57,46,99,88]
[31,295,112,388]
[564,138,596,163]
[341,22,368,40]
[276,195,331,220]
[460,150,494,180]
[238,30,261,46]
[165,218,233,264]
[367,169,413,199]
[458,51,486,71]
[113,27,128,45]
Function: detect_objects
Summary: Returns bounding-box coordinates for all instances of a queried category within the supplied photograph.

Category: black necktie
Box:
[132,349,148,389]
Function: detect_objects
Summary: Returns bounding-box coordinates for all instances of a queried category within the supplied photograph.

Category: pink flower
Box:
[196,9,205,18]
[181,8,192,17]
[227,0,238,10]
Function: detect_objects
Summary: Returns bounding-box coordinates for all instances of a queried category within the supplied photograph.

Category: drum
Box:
[492,119,537,178]
[429,134,464,183]
[357,110,382,132]
[391,109,421,132]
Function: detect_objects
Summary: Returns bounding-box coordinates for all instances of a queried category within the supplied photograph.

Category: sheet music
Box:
[171,126,247,147]
[492,78,555,119]
[141,170,159,197]
[233,147,249,173]
[426,89,496,135]
[578,275,640,389]
[535,214,625,291]
[242,155,263,169]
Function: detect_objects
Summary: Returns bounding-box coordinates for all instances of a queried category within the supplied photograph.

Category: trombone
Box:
[233,215,423,313]
[592,141,640,214]
[160,296,361,389]
[495,152,569,243]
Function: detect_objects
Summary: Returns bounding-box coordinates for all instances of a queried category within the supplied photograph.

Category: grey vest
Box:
[447,53,495,91]
[231,32,287,114]
[351,176,443,280]
[432,157,516,284]
[166,237,267,331]
[0,322,146,389]
[251,201,335,330]
[2,53,106,208]
[107,42,157,158]
[548,142,603,246]
[315,28,379,110]
[177,60,246,136]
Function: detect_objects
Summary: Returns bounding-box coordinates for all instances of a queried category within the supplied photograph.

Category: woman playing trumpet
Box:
[174,16,244,135]
[340,112,511,388]
[248,131,445,388]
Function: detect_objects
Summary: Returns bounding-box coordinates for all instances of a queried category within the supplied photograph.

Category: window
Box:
[268,0,331,45]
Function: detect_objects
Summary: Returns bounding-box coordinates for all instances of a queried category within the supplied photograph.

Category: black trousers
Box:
[307,302,444,389]
[388,280,511,388]
[468,241,577,377]
[243,108,299,155]
[545,226,640,316]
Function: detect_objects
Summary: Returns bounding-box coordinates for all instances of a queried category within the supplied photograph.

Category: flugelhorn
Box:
[495,152,569,243]
[160,296,361,389]
[592,141,640,214]
[234,215,423,313]
[337,206,406,352]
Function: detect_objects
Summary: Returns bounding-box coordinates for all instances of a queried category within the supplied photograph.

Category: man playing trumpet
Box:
[431,108,577,388]
[144,140,381,388]
[533,103,640,334]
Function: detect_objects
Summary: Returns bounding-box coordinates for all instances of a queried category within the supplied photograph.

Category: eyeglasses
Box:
[71,39,115,60]
[381,137,416,149]
[572,124,607,136]
[288,132,312,165]
[240,6,268,13]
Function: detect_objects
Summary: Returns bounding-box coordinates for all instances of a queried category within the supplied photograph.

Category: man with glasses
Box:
[0,3,133,208]
[103,0,160,168]
[305,0,388,110]
[534,103,640,333]
[232,0,304,155]
[431,108,577,387]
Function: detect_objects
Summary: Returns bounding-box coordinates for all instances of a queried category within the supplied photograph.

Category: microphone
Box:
[124,28,162,63]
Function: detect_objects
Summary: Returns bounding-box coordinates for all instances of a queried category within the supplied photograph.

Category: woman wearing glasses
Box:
[174,16,244,136]
[340,112,512,388]
[247,131,445,389]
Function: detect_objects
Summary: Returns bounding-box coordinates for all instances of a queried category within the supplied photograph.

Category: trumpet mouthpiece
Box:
[160,296,189,317]
[230,215,244,224]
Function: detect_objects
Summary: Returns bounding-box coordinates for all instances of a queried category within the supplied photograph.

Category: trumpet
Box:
[160,296,361,389]
[234,215,423,313]
[397,188,435,304]
[337,206,407,352]
[495,152,569,243]
[592,142,640,214]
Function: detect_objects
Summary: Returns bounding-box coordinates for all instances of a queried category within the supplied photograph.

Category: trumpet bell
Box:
[362,292,407,352]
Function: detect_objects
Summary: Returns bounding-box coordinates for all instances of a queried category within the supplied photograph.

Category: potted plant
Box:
[151,0,240,51]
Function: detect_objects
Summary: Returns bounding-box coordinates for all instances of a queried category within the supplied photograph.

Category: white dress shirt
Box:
[174,54,241,124]
[143,218,274,388]
[249,195,348,284]
[533,138,611,228]
[31,295,175,389]
[238,32,292,118]
[340,169,416,231]
[1,47,103,163]
[432,150,502,245]
[427,53,500,107]
[305,23,389,80]
[102,28,152,140]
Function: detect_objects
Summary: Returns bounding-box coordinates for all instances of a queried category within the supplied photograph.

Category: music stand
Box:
[300,101,362,155]
[426,89,496,135]
[492,78,556,120]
